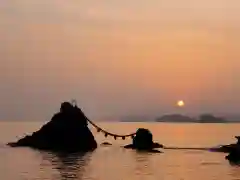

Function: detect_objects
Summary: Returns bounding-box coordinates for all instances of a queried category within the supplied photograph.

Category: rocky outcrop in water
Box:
[7,102,97,152]
[210,136,240,153]
[124,128,163,152]
[219,136,240,165]
[225,146,240,164]
[101,142,112,146]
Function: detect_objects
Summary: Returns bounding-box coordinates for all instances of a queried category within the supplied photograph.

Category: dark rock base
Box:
[7,102,98,153]
[124,128,163,153]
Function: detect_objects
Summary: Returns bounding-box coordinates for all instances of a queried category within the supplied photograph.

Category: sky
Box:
[1,0,240,120]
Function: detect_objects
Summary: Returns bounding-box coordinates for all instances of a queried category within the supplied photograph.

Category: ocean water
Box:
[0,122,240,180]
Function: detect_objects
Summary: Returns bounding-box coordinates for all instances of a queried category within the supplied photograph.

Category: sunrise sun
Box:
[177,100,185,107]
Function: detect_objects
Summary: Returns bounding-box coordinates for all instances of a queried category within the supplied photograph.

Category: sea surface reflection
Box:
[1,122,240,180]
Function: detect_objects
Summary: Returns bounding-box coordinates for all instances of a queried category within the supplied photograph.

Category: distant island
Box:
[117,113,240,123]
[156,114,196,123]
[156,113,227,123]
[198,114,226,123]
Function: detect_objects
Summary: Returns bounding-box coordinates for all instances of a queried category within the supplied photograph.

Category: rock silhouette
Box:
[223,136,240,165]
[124,128,163,152]
[225,146,240,165]
[7,102,97,152]
[101,142,112,146]
[210,136,240,153]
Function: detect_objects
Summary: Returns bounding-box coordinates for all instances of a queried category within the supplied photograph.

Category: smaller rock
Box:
[101,142,112,146]
[210,136,240,153]
[235,136,240,144]
[124,128,163,152]
[226,146,240,165]
[153,142,164,148]
[210,144,238,153]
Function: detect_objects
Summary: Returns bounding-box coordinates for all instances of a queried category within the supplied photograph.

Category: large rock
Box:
[7,102,97,152]
[124,128,163,152]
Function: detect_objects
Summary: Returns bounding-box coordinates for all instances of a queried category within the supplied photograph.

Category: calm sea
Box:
[0,122,240,180]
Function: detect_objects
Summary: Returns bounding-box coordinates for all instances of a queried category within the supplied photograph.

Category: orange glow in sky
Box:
[0,0,240,120]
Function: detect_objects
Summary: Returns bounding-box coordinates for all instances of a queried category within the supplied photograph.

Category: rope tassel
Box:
[71,101,136,141]
[86,117,136,140]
